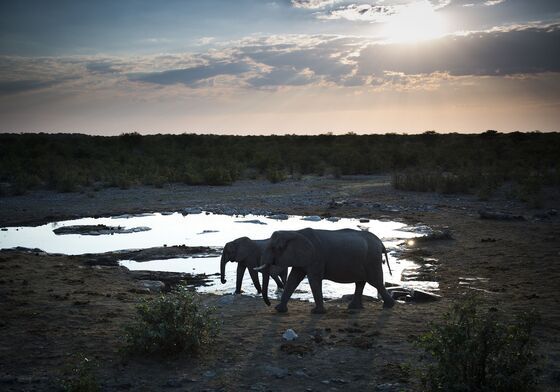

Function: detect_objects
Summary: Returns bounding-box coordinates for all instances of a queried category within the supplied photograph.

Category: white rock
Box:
[282,328,298,341]
[301,215,321,222]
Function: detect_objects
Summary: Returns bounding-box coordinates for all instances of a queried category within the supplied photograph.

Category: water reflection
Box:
[0,212,438,300]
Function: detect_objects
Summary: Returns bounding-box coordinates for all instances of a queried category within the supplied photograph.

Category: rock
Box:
[479,209,525,221]
[217,295,236,306]
[197,230,219,234]
[387,287,441,302]
[376,383,402,391]
[340,294,378,303]
[182,207,202,215]
[138,280,165,293]
[128,270,211,289]
[328,199,347,209]
[160,211,174,215]
[53,225,151,235]
[301,215,322,222]
[203,370,216,379]
[416,229,453,242]
[235,219,267,225]
[294,370,310,378]
[327,217,340,222]
[359,218,370,223]
[263,365,288,379]
[164,379,183,388]
[84,245,216,265]
[330,378,348,384]
[282,328,299,341]
[268,214,289,220]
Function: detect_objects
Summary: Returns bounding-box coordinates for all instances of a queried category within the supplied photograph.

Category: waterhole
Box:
[0,212,438,300]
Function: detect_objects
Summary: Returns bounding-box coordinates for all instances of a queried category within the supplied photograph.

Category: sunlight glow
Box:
[381,1,446,43]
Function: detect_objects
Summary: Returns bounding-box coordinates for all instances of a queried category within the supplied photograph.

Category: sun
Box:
[381,1,446,43]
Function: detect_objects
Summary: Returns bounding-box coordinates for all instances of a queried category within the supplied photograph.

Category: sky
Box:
[1,0,559,134]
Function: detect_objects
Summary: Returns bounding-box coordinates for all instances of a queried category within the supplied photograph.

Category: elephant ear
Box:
[278,231,314,268]
[235,237,259,263]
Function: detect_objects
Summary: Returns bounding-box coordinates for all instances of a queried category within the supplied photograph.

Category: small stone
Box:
[376,383,401,391]
[359,218,370,223]
[203,370,216,379]
[138,280,165,293]
[164,379,182,388]
[263,365,288,379]
[182,207,202,215]
[268,214,289,220]
[282,328,298,341]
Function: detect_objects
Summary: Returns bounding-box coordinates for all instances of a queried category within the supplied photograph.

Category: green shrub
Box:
[59,355,100,392]
[122,287,219,356]
[202,167,233,185]
[266,168,287,183]
[416,296,540,392]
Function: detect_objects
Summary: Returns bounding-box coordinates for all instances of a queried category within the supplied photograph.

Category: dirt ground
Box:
[1,176,559,391]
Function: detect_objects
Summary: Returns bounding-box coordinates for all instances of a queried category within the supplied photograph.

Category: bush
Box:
[266,168,287,183]
[122,287,219,356]
[416,296,540,392]
[59,355,100,392]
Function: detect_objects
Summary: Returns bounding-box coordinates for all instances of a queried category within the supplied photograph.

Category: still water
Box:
[0,212,438,300]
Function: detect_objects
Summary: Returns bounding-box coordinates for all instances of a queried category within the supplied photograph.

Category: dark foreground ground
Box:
[1,176,559,391]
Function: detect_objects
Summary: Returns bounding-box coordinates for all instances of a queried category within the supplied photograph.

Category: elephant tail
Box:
[382,244,393,276]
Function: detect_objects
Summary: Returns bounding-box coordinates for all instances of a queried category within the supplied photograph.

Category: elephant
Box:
[220,237,288,294]
[255,228,395,313]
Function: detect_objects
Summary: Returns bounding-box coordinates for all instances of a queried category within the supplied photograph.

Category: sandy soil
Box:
[1,176,559,391]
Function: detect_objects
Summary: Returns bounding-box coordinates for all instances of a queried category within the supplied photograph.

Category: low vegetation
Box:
[122,287,219,356]
[415,296,540,392]
[59,355,100,392]
[1,131,558,201]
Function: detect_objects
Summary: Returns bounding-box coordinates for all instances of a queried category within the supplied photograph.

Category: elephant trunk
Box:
[261,264,271,306]
[220,253,227,284]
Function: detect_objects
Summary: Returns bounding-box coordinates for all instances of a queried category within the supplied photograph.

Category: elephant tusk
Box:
[253,264,267,271]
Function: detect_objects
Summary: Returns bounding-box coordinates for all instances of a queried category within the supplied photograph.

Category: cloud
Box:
[247,66,317,87]
[291,0,339,9]
[0,79,61,95]
[86,62,119,74]
[128,62,252,87]
[357,24,560,77]
[2,24,559,95]
[484,0,506,5]
[317,4,398,22]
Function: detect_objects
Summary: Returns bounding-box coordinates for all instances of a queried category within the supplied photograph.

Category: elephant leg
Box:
[276,267,306,313]
[271,274,284,290]
[348,281,366,310]
[235,263,246,294]
[308,277,326,314]
[367,278,395,309]
[248,268,262,294]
